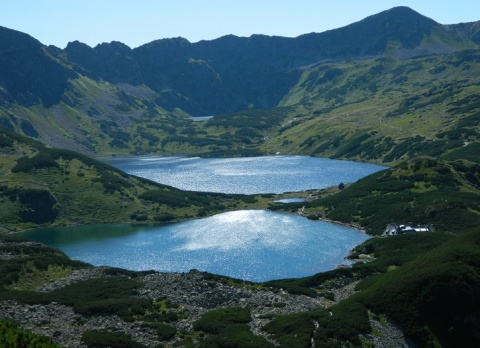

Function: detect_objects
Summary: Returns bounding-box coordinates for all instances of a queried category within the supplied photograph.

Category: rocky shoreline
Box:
[1,221,412,347]
[0,246,414,348]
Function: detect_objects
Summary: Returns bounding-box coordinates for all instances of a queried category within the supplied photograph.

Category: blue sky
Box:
[2,1,479,48]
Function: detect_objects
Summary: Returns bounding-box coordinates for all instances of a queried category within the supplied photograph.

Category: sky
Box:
[2,1,480,49]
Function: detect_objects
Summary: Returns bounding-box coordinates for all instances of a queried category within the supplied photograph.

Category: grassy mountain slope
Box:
[263,157,480,345]
[0,74,194,156]
[0,128,257,231]
[261,49,480,164]
[5,47,478,162]
[0,8,479,159]
[68,7,478,116]
[299,157,480,234]
[354,227,480,347]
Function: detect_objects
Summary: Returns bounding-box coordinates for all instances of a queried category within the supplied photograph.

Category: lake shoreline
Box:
[99,155,387,195]
[13,209,370,282]
[3,205,372,237]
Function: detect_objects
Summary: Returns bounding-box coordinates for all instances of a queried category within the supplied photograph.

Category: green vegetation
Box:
[0,275,150,322]
[48,278,150,320]
[266,232,455,295]
[0,320,60,348]
[354,227,480,347]
[0,236,150,321]
[299,158,480,234]
[0,127,262,231]
[261,50,480,164]
[82,330,146,348]
[263,301,371,347]
[1,13,480,347]
[2,46,480,162]
[193,307,273,347]
[0,235,88,289]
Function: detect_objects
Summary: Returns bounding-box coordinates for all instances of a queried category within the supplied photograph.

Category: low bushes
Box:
[354,228,480,347]
[305,158,480,234]
[0,235,87,287]
[12,153,59,173]
[0,187,59,224]
[0,275,150,322]
[48,278,150,321]
[82,330,145,348]
[263,301,370,347]
[0,319,60,348]
[194,307,273,347]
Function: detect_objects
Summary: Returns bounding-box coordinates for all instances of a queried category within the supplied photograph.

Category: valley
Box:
[0,6,479,348]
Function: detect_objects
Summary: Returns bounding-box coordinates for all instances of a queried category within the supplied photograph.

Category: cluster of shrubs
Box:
[10,146,136,194]
[0,277,150,322]
[82,330,145,348]
[262,301,370,348]
[302,159,480,234]
[193,307,272,347]
[0,320,60,348]
[0,186,59,224]
[206,107,288,130]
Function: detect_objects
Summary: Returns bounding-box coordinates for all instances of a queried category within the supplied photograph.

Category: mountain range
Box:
[0,6,480,156]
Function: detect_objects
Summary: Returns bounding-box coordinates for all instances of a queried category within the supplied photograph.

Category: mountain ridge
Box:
[2,7,479,116]
[0,7,479,158]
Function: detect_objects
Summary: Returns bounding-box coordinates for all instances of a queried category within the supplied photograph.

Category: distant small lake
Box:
[187,116,214,122]
[274,198,306,203]
[101,155,386,194]
[16,210,369,282]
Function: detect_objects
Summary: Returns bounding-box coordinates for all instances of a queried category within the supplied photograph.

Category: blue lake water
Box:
[274,198,306,203]
[18,156,385,281]
[17,210,369,282]
[101,155,387,194]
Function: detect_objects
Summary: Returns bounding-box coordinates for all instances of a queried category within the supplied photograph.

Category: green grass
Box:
[265,50,480,164]
[2,48,480,163]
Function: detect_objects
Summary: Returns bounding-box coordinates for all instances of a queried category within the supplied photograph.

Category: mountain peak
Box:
[0,25,43,51]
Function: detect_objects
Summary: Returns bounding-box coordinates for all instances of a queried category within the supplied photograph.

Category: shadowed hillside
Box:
[0,127,256,231]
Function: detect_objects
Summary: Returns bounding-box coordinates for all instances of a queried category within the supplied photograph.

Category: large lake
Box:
[18,156,386,281]
[101,155,386,194]
[17,210,369,282]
